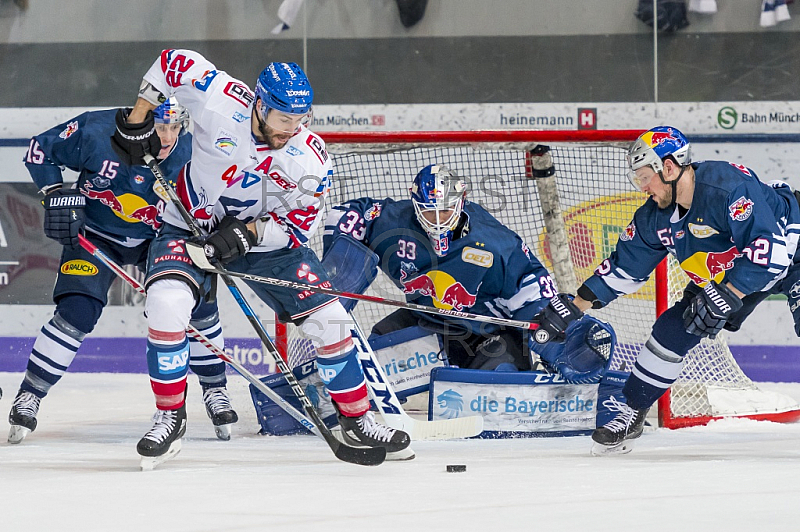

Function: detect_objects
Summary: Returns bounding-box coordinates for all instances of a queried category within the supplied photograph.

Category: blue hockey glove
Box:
[110,108,162,166]
[531,294,583,344]
[199,216,257,264]
[43,188,86,248]
[531,315,614,384]
[682,281,743,339]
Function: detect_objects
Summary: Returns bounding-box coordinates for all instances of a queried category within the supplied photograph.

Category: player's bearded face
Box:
[639,168,673,209]
[155,123,182,160]
[255,105,305,149]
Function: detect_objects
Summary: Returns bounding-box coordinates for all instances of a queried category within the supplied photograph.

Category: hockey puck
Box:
[446,464,466,473]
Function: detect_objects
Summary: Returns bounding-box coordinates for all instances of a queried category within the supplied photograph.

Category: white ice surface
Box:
[1,372,799,532]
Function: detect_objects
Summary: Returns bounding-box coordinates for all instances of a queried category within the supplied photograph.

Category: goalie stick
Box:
[185,243,541,332]
[143,155,384,467]
[350,315,484,440]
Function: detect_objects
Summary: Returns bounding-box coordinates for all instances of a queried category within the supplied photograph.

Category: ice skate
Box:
[202,385,238,441]
[137,405,187,471]
[338,409,413,460]
[8,390,41,444]
[591,399,648,456]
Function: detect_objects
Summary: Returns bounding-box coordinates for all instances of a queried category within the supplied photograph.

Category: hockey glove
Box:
[531,294,583,344]
[201,217,257,264]
[43,188,86,248]
[110,108,162,166]
[682,281,743,339]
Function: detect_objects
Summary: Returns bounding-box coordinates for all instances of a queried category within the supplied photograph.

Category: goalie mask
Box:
[627,126,691,192]
[410,164,467,257]
[254,62,313,136]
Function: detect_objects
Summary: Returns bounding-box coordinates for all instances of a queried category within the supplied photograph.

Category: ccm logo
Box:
[462,247,493,268]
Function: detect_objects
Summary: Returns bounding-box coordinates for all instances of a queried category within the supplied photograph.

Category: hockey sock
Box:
[188,310,227,389]
[147,331,190,410]
[624,336,685,410]
[20,312,89,398]
[316,342,369,417]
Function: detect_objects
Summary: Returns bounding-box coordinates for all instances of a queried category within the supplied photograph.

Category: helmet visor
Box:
[259,104,310,135]
[627,166,656,192]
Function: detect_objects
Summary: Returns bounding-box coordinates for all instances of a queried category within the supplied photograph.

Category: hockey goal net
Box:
[276,129,800,430]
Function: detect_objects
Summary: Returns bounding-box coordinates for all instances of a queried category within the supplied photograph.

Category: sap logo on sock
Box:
[158,351,189,373]
[317,361,347,384]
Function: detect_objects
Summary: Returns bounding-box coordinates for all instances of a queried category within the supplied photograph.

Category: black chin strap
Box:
[658,164,686,208]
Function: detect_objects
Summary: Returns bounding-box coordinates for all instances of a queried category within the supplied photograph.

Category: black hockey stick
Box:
[184,246,540,332]
[143,154,385,466]
[77,233,333,441]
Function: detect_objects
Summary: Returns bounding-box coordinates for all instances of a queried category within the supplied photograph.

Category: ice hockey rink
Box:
[0,371,798,532]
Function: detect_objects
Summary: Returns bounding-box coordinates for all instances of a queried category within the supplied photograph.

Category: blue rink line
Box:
[0,337,274,375]
[0,336,799,381]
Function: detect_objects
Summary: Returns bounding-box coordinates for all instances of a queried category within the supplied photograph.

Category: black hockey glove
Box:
[531,294,583,344]
[43,188,86,248]
[201,217,257,264]
[682,281,743,339]
[110,108,161,166]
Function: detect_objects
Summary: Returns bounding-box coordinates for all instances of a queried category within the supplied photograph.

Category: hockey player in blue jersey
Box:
[533,126,800,454]
[8,99,238,444]
[323,164,609,379]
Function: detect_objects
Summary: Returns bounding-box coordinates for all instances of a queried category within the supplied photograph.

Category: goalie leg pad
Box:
[250,360,338,436]
[321,235,379,312]
[530,315,615,384]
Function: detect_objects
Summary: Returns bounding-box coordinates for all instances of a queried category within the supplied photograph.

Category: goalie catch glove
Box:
[531,294,583,344]
[110,108,162,166]
[682,281,743,339]
[200,216,257,264]
[43,188,86,248]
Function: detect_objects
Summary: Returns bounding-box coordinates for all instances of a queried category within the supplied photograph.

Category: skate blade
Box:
[590,439,637,456]
[213,424,233,441]
[386,447,416,461]
[8,425,31,444]
[140,439,182,471]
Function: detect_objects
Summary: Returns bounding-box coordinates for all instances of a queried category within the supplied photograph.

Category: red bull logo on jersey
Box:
[58,121,79,140]
[728,196,754,222]
[681,246,742,286]
[619,221,636,242]
[81,184,162,229]
[400,270,478,311]
[365,202,383,221]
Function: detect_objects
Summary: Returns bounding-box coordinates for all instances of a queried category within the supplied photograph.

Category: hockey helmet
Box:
[627,126,691,190]
[410,164,467,257]
[153,97,190,132]
[255,62,313,134]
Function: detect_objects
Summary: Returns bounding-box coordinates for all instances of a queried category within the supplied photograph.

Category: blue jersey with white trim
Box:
[324,198,556,334]
[23,109,191,247]
[583,161,800,306]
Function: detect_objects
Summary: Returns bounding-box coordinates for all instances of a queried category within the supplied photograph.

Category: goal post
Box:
[275,129,800,430]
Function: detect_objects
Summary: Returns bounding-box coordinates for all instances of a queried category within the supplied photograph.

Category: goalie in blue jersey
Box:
[533,126,800,455]
[322,163,613,384]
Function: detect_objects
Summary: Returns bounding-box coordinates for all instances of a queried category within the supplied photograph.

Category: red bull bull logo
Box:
[400,270,477,311]
[681,246,742,286]
[365,203,383,221]
[59,121,79,140]
[728,196,754,222]
[619,222,636,242]
[640,129,678,148]
[81,185,162,228]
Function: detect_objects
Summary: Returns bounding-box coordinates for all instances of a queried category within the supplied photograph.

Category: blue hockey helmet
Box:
[153,97,189,132]
[627,126,691,190]
[255,62,313,115]
[410,164,467,257]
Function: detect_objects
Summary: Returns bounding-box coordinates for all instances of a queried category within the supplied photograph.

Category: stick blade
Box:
[406,414,484,441]
[332,439,386,466]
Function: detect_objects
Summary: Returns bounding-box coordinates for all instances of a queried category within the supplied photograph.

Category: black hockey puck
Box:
[446,464,466,473]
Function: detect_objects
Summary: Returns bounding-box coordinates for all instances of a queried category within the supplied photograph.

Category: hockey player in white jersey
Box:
[112,49,409,467]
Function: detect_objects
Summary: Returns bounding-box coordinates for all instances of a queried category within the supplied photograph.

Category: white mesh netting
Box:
[280,133,799,427]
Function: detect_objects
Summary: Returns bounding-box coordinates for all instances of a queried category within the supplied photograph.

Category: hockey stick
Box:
[349,315,484,440]
[185,245,540,332]
[76,233,329,439]
[143,155,384,466]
